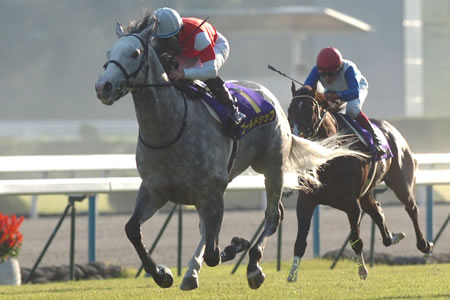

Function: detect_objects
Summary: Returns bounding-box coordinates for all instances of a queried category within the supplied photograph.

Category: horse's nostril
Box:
[104,81,113,91]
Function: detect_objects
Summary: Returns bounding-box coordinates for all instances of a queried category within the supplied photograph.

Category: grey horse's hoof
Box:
[231,237,251,252]
[180,276,199,291]
[247,266,265,289]
[204,247,221,267]
[153,264,173,288]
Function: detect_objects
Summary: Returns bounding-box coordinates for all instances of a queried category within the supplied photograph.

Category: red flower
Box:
[0,213,24,261]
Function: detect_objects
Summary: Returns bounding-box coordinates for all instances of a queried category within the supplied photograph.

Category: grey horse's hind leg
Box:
[247,174,284,289]
[124,184,173,288]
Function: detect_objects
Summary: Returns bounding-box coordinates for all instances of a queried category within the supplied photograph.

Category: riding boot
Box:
[355,112,386,156]
[205,77,246,124]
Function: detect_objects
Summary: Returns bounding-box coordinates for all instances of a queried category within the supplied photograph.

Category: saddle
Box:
[174,80,277,140]
[157,54,276,139]
[335,113,392,161]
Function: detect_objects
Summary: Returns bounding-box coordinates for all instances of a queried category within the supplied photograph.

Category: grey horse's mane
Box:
[125,10,156,34]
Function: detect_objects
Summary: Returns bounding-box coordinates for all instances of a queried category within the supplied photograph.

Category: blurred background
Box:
[1,0,449,212]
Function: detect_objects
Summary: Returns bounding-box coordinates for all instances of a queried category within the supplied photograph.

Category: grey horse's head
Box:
[95,19,157,105]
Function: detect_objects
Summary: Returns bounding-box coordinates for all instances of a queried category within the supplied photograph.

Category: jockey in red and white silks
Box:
[173,17,229,81]
[153,7,245,124]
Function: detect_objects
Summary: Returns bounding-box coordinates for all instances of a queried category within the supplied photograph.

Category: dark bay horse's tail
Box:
[286,133,368,190]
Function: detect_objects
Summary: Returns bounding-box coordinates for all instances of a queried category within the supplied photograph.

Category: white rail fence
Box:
[0,153,449,263]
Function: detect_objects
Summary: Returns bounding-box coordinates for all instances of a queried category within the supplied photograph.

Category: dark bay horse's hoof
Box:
[247,265,265,289]
[417,240,434,254]
[153,264,173,288]
[424,242,434,255]
[358,264,368,280]
[180,276,199,291]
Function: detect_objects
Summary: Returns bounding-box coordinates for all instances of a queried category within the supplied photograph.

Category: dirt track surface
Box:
[19,204,449,270]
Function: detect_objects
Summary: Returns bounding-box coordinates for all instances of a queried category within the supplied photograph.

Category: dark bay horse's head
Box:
[288,83,324,138]
[95,13,161,105]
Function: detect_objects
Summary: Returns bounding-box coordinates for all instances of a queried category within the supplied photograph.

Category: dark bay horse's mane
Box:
[125,10,156,34]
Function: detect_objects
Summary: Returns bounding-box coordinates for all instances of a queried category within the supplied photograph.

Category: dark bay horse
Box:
[94,13,363,290]
[286,83,433,282]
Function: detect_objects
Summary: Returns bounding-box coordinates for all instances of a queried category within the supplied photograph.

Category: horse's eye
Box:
[131,48,142,59]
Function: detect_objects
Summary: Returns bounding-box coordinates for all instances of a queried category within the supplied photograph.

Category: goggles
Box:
[319,70,339,77]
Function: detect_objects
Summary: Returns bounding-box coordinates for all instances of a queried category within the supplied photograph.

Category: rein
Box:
[291,95,329,139]
[138,88,188,150]
[103,30,187,150]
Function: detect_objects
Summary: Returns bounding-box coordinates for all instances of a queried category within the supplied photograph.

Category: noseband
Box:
[103,34,150,92]
[291,95,328,139]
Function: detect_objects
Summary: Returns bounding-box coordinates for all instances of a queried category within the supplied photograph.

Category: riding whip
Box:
[267,65,304,86]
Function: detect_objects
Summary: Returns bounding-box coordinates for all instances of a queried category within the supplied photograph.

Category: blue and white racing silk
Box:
[304,59,368,102]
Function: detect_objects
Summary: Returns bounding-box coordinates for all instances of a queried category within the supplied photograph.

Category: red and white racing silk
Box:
[176,18,229,80]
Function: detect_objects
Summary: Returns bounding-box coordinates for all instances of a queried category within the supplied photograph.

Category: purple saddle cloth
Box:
[194,81,276,139]
[338,114,392,161]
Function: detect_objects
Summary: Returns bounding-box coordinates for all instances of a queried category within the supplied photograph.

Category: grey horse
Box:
[95,13,362,290]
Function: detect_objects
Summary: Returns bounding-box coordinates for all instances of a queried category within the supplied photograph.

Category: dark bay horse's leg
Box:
[287,192,317,282]
[247,173,284,289]
[384,150,433,254]
[346,201,368,279]
[360,192,405,247]
[124,184,172,288]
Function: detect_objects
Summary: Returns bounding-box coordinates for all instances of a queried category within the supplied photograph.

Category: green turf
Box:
[0,260,448,299]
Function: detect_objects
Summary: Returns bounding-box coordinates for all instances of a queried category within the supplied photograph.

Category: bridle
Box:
[102,33,172,93]
[102,31,186,150]
[290,95,329,139]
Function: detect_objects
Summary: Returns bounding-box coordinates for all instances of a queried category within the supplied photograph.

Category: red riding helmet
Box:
[316,47,343,72]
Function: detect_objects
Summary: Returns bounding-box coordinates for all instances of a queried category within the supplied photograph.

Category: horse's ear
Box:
[115,23,125,38]
[139,25,154,40]
[291,81,297,96]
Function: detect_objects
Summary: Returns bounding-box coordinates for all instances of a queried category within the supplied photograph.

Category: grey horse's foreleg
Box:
[125,184,173,288]
[221,237,251,262]
[197,193,224,267]
[181,232,250,290]
[247,176,283,289]
[180,233,205,291]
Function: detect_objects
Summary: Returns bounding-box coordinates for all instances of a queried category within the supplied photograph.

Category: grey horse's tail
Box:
[287,134,368,190]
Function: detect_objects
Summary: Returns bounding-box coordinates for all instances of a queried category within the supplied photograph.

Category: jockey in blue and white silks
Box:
[303,47,385,156]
